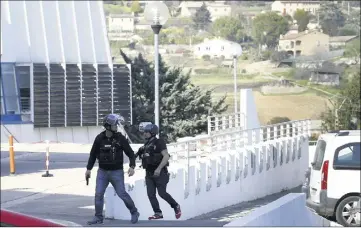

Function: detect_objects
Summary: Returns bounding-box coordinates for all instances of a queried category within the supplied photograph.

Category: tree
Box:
[212,16,244,42]
[283,14,293,22]
[321,71,360,131]
[318,2,346,36]
[293,9,311,32]
[192,3,212,31]
[344,10,361,35]
[252,12,289,48]
[119,50,228,143]
[130,0,142,13]
[344,38,360,64]
[338,24,358,36]
[270,51,289,63]
[164,1,180,17]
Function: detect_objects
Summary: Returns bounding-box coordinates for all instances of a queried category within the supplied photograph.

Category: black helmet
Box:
[103,114,124,131]
[143,124,159,136]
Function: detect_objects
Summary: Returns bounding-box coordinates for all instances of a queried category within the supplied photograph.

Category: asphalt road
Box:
[1,151,91,177]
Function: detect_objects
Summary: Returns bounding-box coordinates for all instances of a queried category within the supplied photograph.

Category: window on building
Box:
[296,40,301,45]
[221,46,224,51]
[15,65,31,112]
[1,63,20,114]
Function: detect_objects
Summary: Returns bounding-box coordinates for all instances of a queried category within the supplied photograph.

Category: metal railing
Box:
[207,112,246,135]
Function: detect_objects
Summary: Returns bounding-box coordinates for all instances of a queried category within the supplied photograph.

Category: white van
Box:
[305,130,360,227]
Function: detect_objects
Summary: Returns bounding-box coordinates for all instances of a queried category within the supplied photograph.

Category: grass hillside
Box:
[190,70,330,124]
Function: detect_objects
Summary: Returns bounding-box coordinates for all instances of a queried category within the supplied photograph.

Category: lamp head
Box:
[231,43,243,58]
[144,1,170,25]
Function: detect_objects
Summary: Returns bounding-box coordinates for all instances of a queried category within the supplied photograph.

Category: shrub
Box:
[270,51,289,63]
[202,55,211,61]
[240,54,249,60]
[194,68,214,74]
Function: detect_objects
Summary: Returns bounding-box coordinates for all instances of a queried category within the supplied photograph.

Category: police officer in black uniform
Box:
[86,114,139,225]
[136,123,182,220]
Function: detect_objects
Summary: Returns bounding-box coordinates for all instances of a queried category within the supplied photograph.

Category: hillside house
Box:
[271,0,321,16]
[107,13,135,33]
[193,38,242,60]
[278,23,330,57]
[178,1,231,21]
[309,63,343,86]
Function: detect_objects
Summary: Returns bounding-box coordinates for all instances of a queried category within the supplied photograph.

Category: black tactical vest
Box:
[141,137,164,169]
[98,135,123,165]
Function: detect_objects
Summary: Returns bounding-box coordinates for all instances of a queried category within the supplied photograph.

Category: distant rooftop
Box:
[330,35,359,42]
[280,29,326,40]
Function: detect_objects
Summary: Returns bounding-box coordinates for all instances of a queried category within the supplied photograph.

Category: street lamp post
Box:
[144,2,170,131]
[231,43,243,114]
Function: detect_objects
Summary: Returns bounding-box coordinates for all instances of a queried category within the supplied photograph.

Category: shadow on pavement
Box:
[191,185,303,222]
[2,189,227,227]
[2,186,303,227]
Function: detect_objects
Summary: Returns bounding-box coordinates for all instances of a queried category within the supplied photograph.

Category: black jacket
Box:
[86,131,136,171]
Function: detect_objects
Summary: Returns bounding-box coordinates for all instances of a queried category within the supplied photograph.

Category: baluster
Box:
[215,116,220,132]
[228,115,233,129]
[207,116,212,135]
[280,124,284,138]
[286,123,291,137]
[267,126,271,141]
[222,115,227,130]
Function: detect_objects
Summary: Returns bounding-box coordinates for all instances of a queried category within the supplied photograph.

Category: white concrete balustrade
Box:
[104,119,311,220]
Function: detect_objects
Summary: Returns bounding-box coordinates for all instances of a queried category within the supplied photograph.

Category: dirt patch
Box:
[253,91,329,124]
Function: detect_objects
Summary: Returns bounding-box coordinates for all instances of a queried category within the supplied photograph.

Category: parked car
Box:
[303,130,360,227]
[0,209,82,227]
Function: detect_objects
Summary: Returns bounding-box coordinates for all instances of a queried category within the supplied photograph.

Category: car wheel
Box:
[335,195,361,227]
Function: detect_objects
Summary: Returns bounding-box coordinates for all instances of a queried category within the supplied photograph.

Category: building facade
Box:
[107,13,135,33]
[193,38,242,59]
[278,28,330,57]
[271,0,321,16]
[178,1,231,21]
[0,1,132,143]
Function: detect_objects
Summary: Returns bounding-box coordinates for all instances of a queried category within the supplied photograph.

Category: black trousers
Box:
[145,168,178,214]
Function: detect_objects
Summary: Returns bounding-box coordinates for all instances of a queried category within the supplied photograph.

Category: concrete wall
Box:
[104,134,309,220]
[224,193,332,226]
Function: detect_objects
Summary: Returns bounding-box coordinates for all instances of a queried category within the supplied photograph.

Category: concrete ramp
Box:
[224,193,340,227]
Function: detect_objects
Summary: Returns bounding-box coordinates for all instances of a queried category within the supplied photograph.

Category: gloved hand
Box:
[85,170,91,185]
